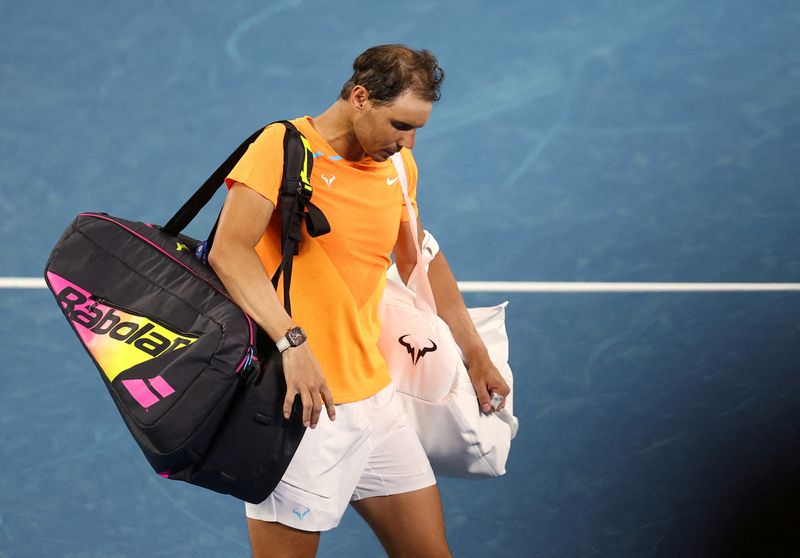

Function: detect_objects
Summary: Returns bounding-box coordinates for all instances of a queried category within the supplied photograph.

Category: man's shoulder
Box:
[260,117,318,150]
[249,118,307,153]
[260,119,294,137]
[286,116,313,137]
[399,148,418,174]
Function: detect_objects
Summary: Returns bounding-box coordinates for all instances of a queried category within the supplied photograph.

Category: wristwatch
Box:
[276,326,307,353]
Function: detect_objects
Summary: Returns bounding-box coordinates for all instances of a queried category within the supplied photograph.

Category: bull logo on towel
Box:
[398,334,438,365]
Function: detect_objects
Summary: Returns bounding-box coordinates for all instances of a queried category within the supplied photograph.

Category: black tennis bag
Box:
[43,121,329,503]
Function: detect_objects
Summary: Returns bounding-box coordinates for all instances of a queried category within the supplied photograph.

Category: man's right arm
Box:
[208,182,335,427]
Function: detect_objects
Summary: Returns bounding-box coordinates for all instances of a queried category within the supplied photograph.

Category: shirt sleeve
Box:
[225,123,286,206]
[399,148,419,222]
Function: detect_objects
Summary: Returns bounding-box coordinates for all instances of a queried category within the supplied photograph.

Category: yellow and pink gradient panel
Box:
[46,271,197,385]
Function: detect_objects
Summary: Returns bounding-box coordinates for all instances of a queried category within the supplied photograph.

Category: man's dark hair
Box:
[339,44,445,105]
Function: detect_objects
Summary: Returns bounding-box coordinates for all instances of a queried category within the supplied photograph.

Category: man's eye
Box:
[392,122,412,131]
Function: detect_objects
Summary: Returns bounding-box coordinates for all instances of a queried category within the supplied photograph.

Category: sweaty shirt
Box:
[225,116,419,403]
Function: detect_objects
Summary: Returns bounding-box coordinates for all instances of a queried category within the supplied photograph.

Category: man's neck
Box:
[310,100,365,162]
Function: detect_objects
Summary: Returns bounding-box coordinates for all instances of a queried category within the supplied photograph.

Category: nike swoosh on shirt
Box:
[386,176,399,186]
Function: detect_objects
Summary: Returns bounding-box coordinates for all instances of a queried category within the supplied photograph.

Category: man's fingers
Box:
[473,379,492,413]
[284,385,328,428]
[309,382,335,428]
[299,389,313,428]
[321,385,336,421]
[281,345,331,427]
[309,392,323,429]
[496,397,507,411]
[496,379,511,398]
[283,388,298,420]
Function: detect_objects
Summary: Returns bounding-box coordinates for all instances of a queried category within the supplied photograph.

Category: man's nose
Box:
[397,130,416,150]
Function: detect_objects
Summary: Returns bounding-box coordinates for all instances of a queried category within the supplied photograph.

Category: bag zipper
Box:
[80,212,255,373]
[88,296,202,338]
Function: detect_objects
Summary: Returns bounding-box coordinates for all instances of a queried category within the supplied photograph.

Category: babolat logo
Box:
[47,271,197,382]
[398,334,438,365]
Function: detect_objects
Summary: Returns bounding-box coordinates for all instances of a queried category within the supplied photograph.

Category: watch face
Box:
[287,327,306,346]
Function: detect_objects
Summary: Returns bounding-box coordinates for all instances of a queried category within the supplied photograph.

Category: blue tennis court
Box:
[2,2,799,556]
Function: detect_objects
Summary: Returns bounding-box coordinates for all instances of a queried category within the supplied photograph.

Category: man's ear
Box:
[350,85,369,110]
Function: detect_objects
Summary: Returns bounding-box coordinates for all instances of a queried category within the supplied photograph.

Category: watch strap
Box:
[276,336,291,353]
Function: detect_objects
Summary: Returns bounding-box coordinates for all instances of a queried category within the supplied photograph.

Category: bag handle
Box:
[391,153,437,314]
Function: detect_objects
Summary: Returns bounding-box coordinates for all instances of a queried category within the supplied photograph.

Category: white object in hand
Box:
[490,392,504,411]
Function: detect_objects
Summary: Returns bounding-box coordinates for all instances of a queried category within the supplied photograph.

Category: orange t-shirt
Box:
[225,116,419,403]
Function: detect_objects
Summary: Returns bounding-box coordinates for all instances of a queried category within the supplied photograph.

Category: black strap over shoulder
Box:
[271,121,331,315]
[162,121,330,316]
[162,127,265,237]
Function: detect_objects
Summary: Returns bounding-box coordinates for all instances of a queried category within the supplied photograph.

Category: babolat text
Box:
[56,285,196,357]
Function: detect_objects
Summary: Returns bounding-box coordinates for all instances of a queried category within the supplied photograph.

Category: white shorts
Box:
[245,382,436,532]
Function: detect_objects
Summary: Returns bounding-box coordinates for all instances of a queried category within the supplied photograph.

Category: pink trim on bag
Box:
[158,471,170,478]
[234,358,247,374]
[148,376,175,398]
[79,213,255,348]
[122,379,160,408]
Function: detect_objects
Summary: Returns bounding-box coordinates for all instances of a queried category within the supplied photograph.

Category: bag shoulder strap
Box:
[271,121,331,315]
[391,152,437,314]
[162,127,265,237]
[162,121,330,315]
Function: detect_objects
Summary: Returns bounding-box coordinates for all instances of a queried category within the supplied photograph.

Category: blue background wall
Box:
[1,1,799,556]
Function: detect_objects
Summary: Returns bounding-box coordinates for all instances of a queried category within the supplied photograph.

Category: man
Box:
[209,44,510,557]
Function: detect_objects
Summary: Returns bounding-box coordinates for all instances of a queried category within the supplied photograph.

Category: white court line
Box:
[1,278,48,289]
[458,282,800,292]
[4,277,800,293]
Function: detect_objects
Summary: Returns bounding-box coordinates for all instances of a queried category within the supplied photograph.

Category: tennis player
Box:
[209,44,510,557]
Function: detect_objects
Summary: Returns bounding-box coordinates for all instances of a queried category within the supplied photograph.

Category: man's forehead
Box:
[381,91,432,127]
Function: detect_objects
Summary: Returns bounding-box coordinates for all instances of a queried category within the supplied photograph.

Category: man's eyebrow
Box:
[392,120,425,129]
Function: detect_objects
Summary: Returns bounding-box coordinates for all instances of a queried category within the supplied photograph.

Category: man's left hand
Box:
[466,357,510,414]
